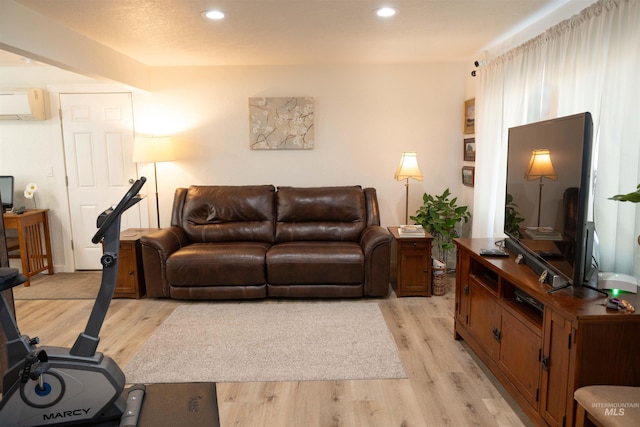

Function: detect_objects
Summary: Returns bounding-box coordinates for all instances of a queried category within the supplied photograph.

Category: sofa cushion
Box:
[180,185,275,243]
[167,242,270,286]
[275,186,366,242]
[267,241,364,285]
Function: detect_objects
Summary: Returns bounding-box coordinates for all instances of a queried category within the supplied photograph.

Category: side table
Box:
[114,228,153,299]
[388,226,434,297]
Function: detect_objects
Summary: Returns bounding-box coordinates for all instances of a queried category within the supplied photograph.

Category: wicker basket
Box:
[432,266,447,296]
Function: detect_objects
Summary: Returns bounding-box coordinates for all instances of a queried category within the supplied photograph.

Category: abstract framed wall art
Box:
[249,97,314,149]
[464,98,475,135]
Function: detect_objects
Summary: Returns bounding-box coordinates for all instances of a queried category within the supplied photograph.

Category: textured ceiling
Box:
[10,0,572,67]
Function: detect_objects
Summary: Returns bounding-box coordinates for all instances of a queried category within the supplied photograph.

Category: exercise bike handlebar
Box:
[92,177,147,244]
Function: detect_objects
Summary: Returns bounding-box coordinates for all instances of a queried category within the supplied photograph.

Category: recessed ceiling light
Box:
[376,7,397,18]
[203,9,225,20]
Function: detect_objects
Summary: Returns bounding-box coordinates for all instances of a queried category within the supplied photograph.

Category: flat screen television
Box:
[504,112,595,289]
[0,176,14,212]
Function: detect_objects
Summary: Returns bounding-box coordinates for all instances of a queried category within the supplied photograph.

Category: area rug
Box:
[13,272,101,300]
[124,302,407,383]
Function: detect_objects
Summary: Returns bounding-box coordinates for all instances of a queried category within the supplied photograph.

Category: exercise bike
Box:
[0,177,147,426]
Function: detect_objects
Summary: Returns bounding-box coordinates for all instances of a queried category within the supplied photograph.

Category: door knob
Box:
[129,178,135,184]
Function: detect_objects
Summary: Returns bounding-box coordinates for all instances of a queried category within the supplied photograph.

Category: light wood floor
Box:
[12,275,532,426]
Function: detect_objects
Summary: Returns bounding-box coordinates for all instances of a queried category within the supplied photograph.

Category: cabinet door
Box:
[540,308,572,427]
[397,241,430,296]
[455,249,471,328]
[115,240,136,295]
[467,281,500,360]
[498,310,542,410]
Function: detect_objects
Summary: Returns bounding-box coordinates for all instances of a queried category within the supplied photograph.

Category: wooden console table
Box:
[3,209,54,286]
[454,238,640,427]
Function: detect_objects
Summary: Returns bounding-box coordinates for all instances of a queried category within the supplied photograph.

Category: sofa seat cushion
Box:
[167,242,270,287]
[267,241,364,285]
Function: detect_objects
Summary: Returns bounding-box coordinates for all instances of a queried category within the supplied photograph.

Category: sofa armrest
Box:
[360,226,392,296]
[139,226,189,298]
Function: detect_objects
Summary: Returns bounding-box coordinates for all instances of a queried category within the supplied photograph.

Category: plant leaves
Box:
[411,187,471,263]
[609,184,640,203]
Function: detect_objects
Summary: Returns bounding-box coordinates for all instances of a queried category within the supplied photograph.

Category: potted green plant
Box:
[410,188,471,267]
[504,193,525,238]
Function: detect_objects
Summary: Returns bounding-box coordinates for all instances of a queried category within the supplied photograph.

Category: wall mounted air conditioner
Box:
[0,88,47,120]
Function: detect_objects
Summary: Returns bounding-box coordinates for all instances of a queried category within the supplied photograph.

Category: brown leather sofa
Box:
[140,185,392,299]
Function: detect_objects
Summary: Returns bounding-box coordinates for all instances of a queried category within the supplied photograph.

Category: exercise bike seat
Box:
[0,267,27,291]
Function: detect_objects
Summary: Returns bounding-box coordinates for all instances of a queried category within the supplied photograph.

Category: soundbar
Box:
[505,238,568,288]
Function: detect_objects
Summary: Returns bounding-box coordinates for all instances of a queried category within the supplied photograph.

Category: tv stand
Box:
[454,238,640,427]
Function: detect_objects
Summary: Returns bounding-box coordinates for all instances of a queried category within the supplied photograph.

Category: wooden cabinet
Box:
[454,238,640,427]
[388,227,434,297]
[113,228,151,299]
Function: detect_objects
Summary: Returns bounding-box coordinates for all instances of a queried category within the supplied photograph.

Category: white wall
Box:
[139,63,470,225]
[0,113,68,271]
[1,62,471,272]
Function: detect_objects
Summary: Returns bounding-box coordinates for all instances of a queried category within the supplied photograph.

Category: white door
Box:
[60,93,141,270]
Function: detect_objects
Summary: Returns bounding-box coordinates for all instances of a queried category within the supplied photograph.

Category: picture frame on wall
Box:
[249,97,315,150]
[464,98,475,134]
[462,166,475,187]
[464,138,475,161]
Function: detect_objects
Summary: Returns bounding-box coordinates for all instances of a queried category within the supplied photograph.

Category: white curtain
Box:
[473,0,640,276]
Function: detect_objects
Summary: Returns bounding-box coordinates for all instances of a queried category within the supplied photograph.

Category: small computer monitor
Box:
[0,176,14,211]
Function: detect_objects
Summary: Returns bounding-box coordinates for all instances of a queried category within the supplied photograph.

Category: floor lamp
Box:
[133,136,175,228]
[525,149,557,227]
[394,152,423,224]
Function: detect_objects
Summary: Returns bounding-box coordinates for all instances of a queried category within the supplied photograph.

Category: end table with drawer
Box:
[114,228,153,299]
[388,226,434,297]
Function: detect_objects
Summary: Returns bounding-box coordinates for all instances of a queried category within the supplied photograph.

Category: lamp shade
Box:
[133,136,175,163]
[394,152,423,181]
[525,149,557,181]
